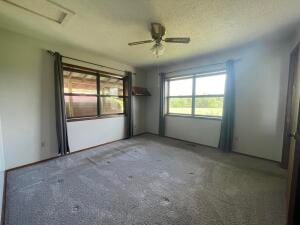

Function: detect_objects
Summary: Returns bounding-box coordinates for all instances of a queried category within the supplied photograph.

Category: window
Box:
[167,72,226,118]
[100,77,124,115]
[168,77,193,115]
[63,65,125,120]
[195,74,225,117]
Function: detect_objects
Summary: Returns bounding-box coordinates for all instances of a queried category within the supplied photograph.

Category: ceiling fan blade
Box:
[164,37,190,44]
[128,40,154,46]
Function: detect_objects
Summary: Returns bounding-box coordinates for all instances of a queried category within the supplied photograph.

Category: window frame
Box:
[166,71,226,120]
[63,64,126,122]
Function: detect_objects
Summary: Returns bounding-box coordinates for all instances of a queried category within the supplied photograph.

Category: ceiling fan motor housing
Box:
[151,23,166,41]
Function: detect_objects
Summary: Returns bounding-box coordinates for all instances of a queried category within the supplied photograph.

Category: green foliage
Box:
[169,97,223,116]
[195,97,223,108]
[169,97,223,108]
[169,98,192,108]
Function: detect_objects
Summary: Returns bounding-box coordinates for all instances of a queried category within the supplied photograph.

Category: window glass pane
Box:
[169,78,193,96]
[195,97,223,117]
[100,97,124,114]
[195,74,226,95]
[63,71,97,94]
[100,77,123,96]
[65,96,97,118]
[168,98,192,114]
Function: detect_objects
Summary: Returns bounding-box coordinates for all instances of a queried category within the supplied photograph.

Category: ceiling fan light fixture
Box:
[151,43,165,57]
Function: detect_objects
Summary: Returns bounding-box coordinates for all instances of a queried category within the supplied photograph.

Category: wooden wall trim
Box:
[281,45,300,169]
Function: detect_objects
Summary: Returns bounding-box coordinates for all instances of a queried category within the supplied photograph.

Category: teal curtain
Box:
[54,52,70,155]
[219,60,235,152]
[159,73,166,136]
[125,71,133,138]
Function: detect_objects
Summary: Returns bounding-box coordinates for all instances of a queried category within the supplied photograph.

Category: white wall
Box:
[145,37,293,162]
[0,28,145,169]
[68,117,126,152]
[145,67,161,134]
[132,72,147,135]
[165,116,221,147]
[0,117,5,220]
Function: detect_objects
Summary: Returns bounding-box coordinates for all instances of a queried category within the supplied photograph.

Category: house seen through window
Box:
[63,65,125,120]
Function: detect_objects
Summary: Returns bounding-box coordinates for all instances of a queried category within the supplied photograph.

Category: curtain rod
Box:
[164,58,241,75]
[47,50,136,75]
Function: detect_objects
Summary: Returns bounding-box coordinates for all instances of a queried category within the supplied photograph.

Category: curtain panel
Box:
[218,60,235,152]
[159,73,166,136]
[53,52,70,155]
[125,71,133,138]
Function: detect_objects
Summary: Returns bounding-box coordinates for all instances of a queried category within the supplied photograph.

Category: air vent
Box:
[2,0,75,24]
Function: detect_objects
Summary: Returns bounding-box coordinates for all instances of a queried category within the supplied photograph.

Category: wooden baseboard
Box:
[135,132,159,136]
[6,138,128,173]
[6,133,151,173]
[6,156,59,173]
[132,132,149,137]
[142,132,281,164]
[163,135,218,149]
[232,150,281,165]
[141,132,218,149]
[66,138,124,156]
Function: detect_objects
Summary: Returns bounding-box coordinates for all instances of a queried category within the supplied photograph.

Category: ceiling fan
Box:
[128,23,191,57]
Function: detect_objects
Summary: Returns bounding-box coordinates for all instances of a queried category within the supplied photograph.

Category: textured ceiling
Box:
[0,0,300,68]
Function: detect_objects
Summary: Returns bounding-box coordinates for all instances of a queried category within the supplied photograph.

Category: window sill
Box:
[67,114,126,122]
[166,114,222,121]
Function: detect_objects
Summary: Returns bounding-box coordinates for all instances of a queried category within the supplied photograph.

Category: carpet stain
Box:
[57,178,64,183]
[72,205,80,212]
